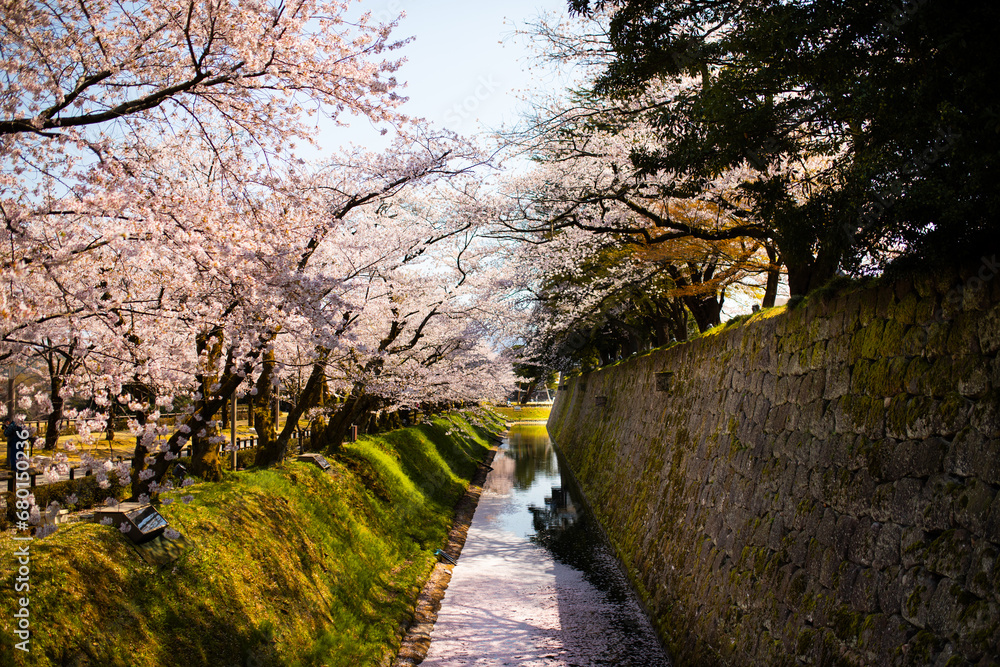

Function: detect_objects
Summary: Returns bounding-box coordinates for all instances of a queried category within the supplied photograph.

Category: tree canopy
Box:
[1,0,519,497]
[568,0,1000,293]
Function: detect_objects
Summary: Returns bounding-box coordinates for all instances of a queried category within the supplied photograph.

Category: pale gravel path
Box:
[422,447,671,667]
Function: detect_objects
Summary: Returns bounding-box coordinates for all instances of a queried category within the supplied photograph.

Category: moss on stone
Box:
[892,291,920,325]
[831,606,865,641]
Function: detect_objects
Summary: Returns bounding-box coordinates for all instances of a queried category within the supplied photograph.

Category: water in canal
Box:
[422,423,671,667]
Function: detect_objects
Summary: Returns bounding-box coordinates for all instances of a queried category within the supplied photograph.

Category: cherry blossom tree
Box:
[488,11,850,370]
[2,0,524,502]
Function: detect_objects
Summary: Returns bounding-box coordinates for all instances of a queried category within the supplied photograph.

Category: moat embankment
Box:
[549,267,1000,666]
[0,411,502,667]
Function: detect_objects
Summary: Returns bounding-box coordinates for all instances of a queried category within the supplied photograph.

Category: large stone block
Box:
[926,578,966,638]
[819,546,842,590]
[893,290,920,325]
[953,355,990,398]
[850,567,881,614]
[834,514,859,561]
[954,478,997,534]
[872,482,896,522]
[946,428,1000,484]
[966,540,999,602]
[916,475,963,533]
[969,389,1000,436]
[860,614,911,661]
[925,529,973,581]
[954,598,1000,663]
[884,438,949,481]
[901,566,939,629]
[825,363,852,400]
[873,522,903,570]
[978,302,1000,354]
[889,478,924,525]
[876,566,904,615]
[901,527,930,570]
[948,311,983,356]
[848,517,881,567]
[851,318,888,360]
[886,395,941,441]
[838,395,887,440]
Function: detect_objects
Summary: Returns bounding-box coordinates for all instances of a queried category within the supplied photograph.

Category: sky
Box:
[326,0,575,152]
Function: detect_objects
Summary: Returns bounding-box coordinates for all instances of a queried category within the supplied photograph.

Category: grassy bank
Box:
[489,405,551,421]
[0,410,503,667]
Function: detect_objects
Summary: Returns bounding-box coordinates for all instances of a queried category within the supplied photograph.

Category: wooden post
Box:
[231,393,237,470]
[6,369,14,420]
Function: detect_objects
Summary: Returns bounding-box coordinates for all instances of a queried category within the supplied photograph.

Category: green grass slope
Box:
[489,405,551,421]
[0,410,502,667]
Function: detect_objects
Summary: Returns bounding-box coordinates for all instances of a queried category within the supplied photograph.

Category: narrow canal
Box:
[422,423,672,666]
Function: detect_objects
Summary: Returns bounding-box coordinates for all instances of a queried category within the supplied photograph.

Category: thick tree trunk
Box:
[191,331,226,481]
[321,393,377,455]
[258,352,328,466]
[665,299,688,342]
[307,377,328,451]
[105,403,116,443]
[252,350,279,467]
[762,245,782,309]
[132,334,273,499]
[44,376,64,450]
[784,245,839,297]
[684,294,722,332]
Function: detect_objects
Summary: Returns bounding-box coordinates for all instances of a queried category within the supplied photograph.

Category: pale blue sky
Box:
[326,0,573,151]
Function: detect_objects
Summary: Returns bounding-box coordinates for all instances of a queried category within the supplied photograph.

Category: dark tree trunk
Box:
[44,376,64,450]
[43,342,79,450]
[191,330,226,481]
[784,245,839,297]
[129,409,148,498]
[221,397,230,430]
[665,299,689,342]
[105,402,116,443]
[258,351,328,467]
[321,393,378,455]
[252,350,279,467]
[132,334,273,498]
[308,377,328,451]
[666,263,723,333]
[683,294,722,332]
[763,245,781,309]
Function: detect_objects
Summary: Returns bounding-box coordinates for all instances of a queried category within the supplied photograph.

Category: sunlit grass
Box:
[490,406,551,421]
[0,412,498,667]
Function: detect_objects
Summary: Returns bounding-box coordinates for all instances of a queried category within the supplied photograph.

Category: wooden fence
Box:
[2,428,314,493]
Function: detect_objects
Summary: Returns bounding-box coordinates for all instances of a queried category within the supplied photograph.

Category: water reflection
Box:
[529,485,579,533]
[507,424,559,490]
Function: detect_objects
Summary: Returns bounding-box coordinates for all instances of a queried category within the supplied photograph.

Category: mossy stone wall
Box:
[548,265,1000,667]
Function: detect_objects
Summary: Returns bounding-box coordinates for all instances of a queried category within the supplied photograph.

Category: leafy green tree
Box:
[570,0,1000,293]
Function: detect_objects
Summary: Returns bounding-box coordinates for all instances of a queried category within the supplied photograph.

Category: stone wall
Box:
[548,265,1000,666]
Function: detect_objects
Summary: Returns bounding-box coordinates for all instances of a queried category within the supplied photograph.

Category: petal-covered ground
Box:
[422,433,671,667]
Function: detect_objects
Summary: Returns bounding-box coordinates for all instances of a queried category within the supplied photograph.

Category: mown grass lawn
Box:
[489,405,552,421]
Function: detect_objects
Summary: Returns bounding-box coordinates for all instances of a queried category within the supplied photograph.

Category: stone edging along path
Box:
[393,436,502,667]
